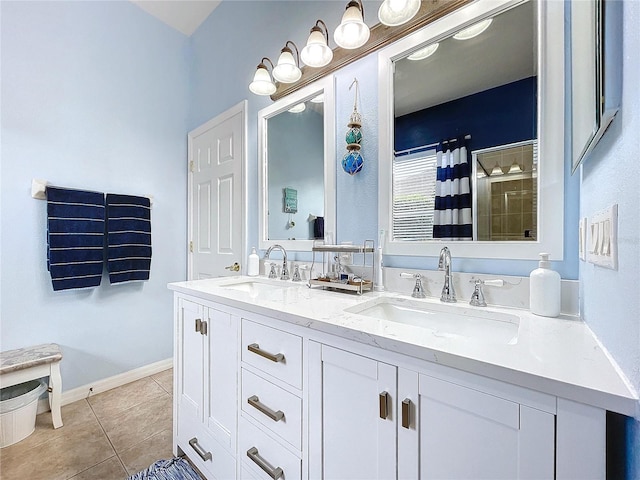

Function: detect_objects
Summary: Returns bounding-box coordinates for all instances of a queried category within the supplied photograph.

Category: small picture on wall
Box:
[283,187,297,213]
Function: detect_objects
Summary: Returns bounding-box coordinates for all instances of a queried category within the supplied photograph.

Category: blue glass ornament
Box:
[342,150,364,175]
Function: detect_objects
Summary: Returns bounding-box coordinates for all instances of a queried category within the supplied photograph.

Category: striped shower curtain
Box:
[433,141,472,240]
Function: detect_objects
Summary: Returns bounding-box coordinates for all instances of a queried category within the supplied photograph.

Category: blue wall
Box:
[578,1,640,477]
[0,1,189,390]
[395,77,537,154]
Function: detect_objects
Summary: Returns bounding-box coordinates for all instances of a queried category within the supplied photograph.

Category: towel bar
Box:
[31,179,154,206]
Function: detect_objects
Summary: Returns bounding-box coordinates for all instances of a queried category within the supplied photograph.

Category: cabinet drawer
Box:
[242,368,302,450]
[177,414,236,480]
[240,416,301,480]
[242,319,302,389]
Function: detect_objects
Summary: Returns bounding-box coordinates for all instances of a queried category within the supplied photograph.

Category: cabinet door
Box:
[309,343,397,480]
[417,374,555,480]
[176,298,205,424]
[206,308,238,451]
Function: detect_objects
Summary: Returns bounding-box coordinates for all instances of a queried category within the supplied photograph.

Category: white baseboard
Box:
[37,358,173,415]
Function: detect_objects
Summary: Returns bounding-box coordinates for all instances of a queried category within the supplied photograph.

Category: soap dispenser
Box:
[529,253,561,317]
[247,247,260,276]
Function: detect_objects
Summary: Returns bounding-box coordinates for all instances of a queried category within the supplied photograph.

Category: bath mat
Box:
[127,457,202,480]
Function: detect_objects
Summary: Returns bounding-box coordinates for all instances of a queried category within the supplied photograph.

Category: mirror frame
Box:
[569,0,618,173]
[378,0,565,260]
[258,76,336,252]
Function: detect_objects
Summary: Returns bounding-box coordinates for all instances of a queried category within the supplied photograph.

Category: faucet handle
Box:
[468,278,504,307]
[264,261,277,279]
[400,272,427,298]
[292,264,302,282]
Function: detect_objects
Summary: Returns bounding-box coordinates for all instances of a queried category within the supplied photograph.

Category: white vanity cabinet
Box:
[308,342,397,479]
[174,294,238,480]
[397,369,555,480]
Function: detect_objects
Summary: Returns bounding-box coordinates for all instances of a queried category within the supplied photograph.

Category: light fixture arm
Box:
[312,20,330,45]
[283,41,301,68]
[259,57,275,70]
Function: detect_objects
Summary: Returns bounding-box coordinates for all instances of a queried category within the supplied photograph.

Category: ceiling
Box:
[394,1,536,117]
[130,0,221,36]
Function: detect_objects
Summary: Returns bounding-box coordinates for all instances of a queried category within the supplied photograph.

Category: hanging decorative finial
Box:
[342,77,364,175]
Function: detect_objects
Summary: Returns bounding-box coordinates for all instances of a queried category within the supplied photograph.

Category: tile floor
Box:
[0,368,183,480]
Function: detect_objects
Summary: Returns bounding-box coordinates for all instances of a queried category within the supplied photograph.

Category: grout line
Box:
[86,391,129,475]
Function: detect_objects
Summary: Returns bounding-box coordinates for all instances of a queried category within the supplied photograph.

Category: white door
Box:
[310,343,397,480]
[189,101,246,280]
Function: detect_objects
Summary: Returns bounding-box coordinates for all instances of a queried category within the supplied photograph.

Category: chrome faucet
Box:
[438,246,456,303]
[265,244,289,280]
[400,272,427,298]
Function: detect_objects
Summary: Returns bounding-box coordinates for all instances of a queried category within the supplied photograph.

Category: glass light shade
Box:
[453,18,493,40]
[334,5,370,50]
[301,30,334,68]
[378,0,420,26]
[508,162,523,174]
[249,66,276,95]
[491,164,504,176]
[310,94,324,103]
[288,103,306,113]
[407,43,439,61]
[272,50,302,83]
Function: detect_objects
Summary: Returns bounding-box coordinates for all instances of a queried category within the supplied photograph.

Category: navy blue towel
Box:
[106,194,151,284]
[47,187,105,291]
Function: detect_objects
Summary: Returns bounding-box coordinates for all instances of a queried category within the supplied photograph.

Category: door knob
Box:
[225,262,240,272]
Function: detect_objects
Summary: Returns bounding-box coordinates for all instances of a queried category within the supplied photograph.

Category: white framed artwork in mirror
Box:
[258,76,336,252]
[378,0,564,260]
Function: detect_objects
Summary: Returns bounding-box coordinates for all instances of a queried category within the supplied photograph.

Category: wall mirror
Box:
[258,76,336,252]
[378,0,565,260]
[569,0,618,173]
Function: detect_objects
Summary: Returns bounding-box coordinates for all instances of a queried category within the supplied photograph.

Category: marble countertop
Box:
[169,276,638,416]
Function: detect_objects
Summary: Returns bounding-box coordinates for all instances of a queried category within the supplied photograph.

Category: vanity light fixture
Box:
[301,20,333,68]
[378,0,420,27]
[453,18,493,40]
[288,103,306,113]
[508,161,523,174]
[272,41,302,84]
[334,0,370,50]
[310,93,325,103]
[249,57,277,96]
[407,43,439,61]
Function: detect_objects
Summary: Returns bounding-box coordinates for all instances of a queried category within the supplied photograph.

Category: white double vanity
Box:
[169,276,636,480]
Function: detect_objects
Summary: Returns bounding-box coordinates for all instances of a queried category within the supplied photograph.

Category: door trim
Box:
[187,100,248,280]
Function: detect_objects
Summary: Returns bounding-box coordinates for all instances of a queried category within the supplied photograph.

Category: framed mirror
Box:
[569,0,618,173]
[378,0,564,260]
[258,76,336,252]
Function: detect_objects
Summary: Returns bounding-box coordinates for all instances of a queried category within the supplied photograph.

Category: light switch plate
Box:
[587,204,618,269]
[579,217,587,261]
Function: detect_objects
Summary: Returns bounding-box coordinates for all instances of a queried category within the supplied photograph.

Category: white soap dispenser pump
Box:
[529,253,561,317]
[247,247,260,276]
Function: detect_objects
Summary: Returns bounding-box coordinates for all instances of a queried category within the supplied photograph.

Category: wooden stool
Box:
[0,344,63,428]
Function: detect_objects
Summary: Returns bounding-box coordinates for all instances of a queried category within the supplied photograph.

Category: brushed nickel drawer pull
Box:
[248,343,284,363]
[248,395,284,422]
[189,437,212,462]
[402,398,411,429]
[195,318,202,333]
[247,446,284,479]
[379,391,389,419]
[200,320,208,336]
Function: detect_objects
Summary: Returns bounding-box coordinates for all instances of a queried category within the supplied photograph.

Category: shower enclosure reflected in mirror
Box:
[378,0,565,260]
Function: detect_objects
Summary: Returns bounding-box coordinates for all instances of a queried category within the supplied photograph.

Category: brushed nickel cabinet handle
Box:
[200,320,208,336]
[402,398,411,429]
[379,391,389,419]
[195,318,202,333]
[189,437,212,462]
[247,343,284,363]
[246,447,284,479]
[248,395,284,422]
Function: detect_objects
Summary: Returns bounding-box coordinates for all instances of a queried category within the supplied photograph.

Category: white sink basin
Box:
[219,279,296,295]
[345,298,519,345]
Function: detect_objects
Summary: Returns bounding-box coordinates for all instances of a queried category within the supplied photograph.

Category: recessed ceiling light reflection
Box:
[407,43,439,61]
[310,94,324,103]
[288,103,306,113]
[453,18,492,40]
